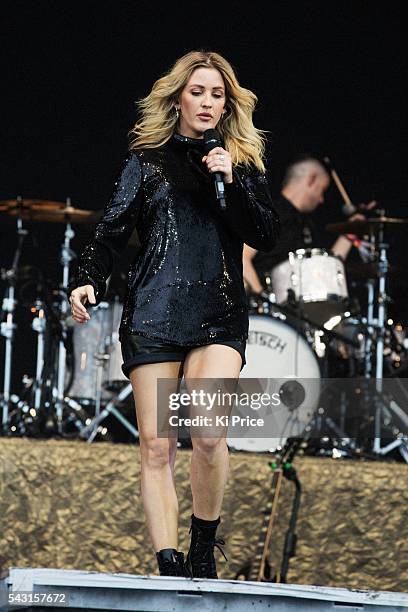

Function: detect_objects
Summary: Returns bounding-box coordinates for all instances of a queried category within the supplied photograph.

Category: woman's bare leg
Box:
[183,345,241,520]
[130,361,183,551]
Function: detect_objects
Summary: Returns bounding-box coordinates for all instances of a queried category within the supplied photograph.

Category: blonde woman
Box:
[69,50,279,578]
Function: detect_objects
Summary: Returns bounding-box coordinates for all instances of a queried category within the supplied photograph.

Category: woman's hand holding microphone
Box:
[202,146,233,184]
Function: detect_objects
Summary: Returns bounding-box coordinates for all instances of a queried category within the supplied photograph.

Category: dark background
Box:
[1,1,407,389]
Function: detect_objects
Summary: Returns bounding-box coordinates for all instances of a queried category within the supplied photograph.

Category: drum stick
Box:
[323,156,353,206]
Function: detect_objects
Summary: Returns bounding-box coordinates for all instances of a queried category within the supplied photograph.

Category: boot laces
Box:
[189,525,228,562]
[211,537,228,562]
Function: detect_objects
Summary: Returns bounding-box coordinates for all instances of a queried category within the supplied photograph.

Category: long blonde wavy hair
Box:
[129,50,266,171]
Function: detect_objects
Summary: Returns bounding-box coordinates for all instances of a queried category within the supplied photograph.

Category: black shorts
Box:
[121,334,246,378]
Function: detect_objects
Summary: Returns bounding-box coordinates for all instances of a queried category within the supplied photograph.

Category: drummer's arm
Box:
[330,235,353,260]
[330,213,366,260]
[243,244,264,293]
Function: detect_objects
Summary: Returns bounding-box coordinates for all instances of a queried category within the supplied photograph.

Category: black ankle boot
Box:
[156,548,188,577]
[186,515,228,579]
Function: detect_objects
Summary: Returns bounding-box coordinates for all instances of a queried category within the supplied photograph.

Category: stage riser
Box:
[1,568,406,612]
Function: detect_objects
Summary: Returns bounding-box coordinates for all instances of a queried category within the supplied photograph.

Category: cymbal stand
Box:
[374,229,388,386]
[55,201,76,433]
[0,209,27,433]
[370,218,408,461]
[31,299,47,411]
[363,233,377,378]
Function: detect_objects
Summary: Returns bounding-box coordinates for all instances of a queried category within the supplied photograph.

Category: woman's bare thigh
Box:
[183,345,241,441]
[129,361,183,442]
[184,344,242,379]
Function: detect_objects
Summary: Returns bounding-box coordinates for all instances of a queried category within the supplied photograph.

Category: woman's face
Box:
[177,67,226,138]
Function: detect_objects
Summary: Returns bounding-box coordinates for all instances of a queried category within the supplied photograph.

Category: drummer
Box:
[243,155,372,295]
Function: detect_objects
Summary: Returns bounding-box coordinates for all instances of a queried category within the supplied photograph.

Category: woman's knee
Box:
[140,436,177,469]
[191,436,228,456]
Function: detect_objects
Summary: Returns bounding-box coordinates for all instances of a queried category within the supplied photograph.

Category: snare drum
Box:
[270,248,348,325]
[227,314,321,453]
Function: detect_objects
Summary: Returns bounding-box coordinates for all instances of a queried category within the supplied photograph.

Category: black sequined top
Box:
[71,134,280,345]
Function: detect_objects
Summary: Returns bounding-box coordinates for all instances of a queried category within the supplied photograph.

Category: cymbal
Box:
[0,199,101,224]
[346,261,402,281]
[326,217,408,236]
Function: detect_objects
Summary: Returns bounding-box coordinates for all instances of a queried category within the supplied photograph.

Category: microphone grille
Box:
[203,129,221,154]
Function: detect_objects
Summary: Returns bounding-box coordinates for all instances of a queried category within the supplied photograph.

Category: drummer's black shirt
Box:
[253,194,316,281]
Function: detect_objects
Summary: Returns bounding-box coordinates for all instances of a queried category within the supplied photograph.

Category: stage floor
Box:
[0,438,407,593]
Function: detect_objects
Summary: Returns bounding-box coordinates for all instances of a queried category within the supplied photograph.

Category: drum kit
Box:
[0,197,137,442]
[1,196,408,459]
[232,212,408,461]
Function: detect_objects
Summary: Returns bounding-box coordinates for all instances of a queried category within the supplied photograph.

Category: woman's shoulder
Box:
[123,146,169,183]
[128,144,168,165]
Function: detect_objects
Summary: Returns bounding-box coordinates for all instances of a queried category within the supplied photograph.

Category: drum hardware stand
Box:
[307,393,360,457]
[359,216,408,462]
[26,277,77,436]
[49,199,88,436]
[363,235,376,379]
[30,294,63,434]
[84,351,111,440]
[78,382,138,443]
[54,205,74,432]
[31,299,47,411]
[0,207,28,434]
[270,301,369,452]
[95,353,109,417]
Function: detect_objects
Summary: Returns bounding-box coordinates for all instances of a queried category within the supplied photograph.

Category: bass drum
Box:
[227,314,321,453]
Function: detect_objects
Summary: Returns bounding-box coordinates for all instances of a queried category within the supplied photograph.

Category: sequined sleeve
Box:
[221,166,280,250]
[70,152,142,302]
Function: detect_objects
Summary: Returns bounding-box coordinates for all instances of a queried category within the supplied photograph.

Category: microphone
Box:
[203,129,226,210]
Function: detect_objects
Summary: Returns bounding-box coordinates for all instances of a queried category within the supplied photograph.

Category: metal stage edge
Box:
[1,568,407,612]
